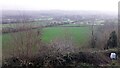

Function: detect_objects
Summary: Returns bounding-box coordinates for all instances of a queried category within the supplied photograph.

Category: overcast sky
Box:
[1,0,120,12]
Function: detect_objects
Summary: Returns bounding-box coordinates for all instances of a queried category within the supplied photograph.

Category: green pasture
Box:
[2,26,91,47]
[42,26,91,45]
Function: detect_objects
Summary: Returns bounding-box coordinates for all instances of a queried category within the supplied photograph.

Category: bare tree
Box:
[2,22,43,61]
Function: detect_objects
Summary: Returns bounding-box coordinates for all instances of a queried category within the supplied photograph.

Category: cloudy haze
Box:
[1,0,120,12]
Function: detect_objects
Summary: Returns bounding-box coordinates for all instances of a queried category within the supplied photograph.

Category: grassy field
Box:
[2,26,91,47]
[42,26,91,45]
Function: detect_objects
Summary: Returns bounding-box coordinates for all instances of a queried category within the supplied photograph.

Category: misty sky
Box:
[1,0,120,12]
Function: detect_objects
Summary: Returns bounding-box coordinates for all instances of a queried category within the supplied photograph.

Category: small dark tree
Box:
[107,31,117,49]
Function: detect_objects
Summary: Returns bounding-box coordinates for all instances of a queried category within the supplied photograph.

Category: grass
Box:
[2,26,91,48]
[40,26,90,45]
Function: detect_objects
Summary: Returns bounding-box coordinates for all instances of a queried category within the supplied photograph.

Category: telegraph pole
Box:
[91,17,95,48]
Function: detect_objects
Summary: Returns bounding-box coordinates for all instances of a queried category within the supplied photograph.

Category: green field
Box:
[42,26,91,45]
[2,26,91,47]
